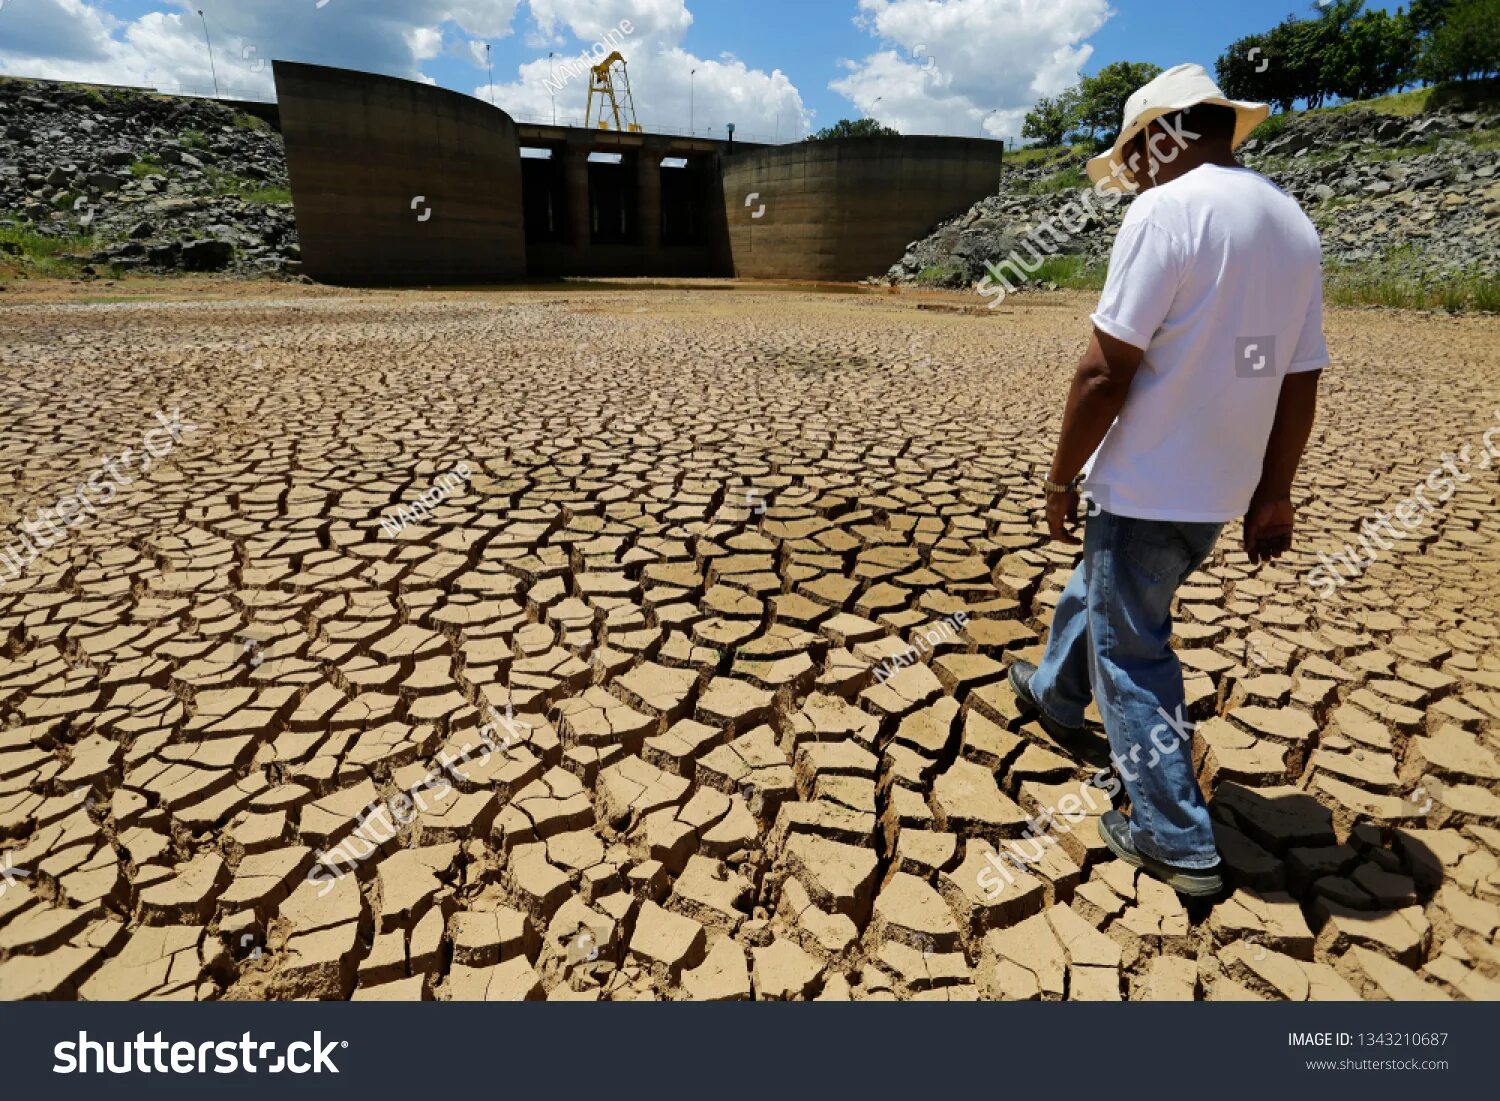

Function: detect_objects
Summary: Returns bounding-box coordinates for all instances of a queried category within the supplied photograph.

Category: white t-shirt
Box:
[1085,163,1328,523]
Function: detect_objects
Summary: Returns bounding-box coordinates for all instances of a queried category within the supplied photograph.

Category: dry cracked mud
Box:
[0,285,1497,1002]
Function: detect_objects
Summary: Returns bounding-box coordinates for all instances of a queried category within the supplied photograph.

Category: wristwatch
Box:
[1042,475,1083,495]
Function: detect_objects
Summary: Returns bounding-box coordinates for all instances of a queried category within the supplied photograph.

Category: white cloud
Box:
[0,0,523,98]
[0,0,806,141]
[526,0,692,48]
[479,2,808,143]
[406,27,445,63]
[830,0,1113,142]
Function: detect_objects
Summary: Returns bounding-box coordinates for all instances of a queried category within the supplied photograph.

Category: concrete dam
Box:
[273,61,1005,285]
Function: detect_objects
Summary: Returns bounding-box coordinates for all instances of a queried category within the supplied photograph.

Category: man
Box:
[1008,65,1328,897]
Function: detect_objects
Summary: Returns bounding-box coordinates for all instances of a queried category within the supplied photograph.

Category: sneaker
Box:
[1097,810,1224,898]
[1007,660,1089,742]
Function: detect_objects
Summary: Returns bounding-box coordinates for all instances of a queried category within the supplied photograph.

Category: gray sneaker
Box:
[1098,810,1224,898]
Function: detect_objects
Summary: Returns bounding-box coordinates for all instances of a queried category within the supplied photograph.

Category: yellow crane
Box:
[586,51,642,133]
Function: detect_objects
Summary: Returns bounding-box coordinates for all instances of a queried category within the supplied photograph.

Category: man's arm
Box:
[1244,370,1321,565]
[1044,327,1144,544]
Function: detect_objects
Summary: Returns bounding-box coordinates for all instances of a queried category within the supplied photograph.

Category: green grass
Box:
[234,184,292,205]
[232,113,270,132]
[1248,111,1296,144]
[0,224,98,278]
[1326,265,1500,313]
[178,128,212,151]
[130,155,166,178]
[204,166,291,204]
[1461,129,1500,154]
[1342,79,1500,118]
[1030,254,1108,292]
[915,264,965,287]
[1025,165,1088,195]
[1251,79,1498,147]
[1327,86,1438,119]
[1007,143,1082,168]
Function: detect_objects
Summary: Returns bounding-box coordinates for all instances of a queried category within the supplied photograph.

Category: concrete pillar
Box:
[563,144,592,249]
[637,150,662,269]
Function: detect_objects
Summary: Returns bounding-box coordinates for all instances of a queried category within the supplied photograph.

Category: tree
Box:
[1322,5,1419,100]
[1272,13,1334,110]
[1074,61,1163,144]
[1020,89,1080,147]
[1408,0,1455,36]
[806,118,900,140]
[1216,30,1277,105]
[1419,0,1500,81]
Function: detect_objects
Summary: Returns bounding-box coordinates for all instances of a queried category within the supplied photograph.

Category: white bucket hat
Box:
[1085,63,1269,187]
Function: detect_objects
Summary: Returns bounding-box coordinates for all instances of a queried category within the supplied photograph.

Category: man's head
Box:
[1087,64,1268,193]
[1123,102,1239,191]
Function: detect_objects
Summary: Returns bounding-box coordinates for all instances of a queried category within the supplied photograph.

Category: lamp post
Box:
[549,52,556,124]
[690,68,697,136]
[196,9,220,99]
[485,43,494,105]
[981,108,999,136]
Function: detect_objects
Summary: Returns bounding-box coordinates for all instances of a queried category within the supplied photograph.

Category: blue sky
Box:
[0,1,1407,143]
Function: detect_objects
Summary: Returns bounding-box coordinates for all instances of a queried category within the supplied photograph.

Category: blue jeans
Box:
[1029,510,1224,870]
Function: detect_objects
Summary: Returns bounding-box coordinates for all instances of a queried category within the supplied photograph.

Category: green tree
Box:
[1323,4,1419,100]
[1408,0,1455,35]
[1275,13,1336,109]
[1419,0,1500,81]
[1074,61,1163,144]
[1216,30,1277,105]
[806,117,900,140]
[1020,88,1081,146]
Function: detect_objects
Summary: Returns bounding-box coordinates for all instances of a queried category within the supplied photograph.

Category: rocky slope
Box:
[887,102,1500,291]
[0,78,297,278]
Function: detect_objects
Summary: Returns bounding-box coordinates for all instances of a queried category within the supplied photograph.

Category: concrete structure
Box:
[512,123,737,278]
[275,63,526,285]
[722,137,1003,282]
[274,62,1003,286]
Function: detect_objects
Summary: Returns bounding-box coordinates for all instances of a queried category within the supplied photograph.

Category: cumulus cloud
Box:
[0,0,807,142]
[0,0,523,98]
[479,1,808,142]
[830,0,1113,142]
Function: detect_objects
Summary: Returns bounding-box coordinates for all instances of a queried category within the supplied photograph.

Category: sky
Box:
[0,0,1406,144]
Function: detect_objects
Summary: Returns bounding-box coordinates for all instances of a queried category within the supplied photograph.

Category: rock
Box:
[180,238,234,271]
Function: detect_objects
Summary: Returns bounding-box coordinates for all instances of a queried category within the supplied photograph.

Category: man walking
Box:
[1008,65,1328,896]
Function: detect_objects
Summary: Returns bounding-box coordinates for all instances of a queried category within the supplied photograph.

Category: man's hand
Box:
[1244,492,1294,565]
[1046,488,1083,546]
[1247,370,1320,568]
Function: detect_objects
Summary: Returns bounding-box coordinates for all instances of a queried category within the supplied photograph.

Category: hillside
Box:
[0,78,296,280]
[887,86,1500,311]
[2,76,1497,307]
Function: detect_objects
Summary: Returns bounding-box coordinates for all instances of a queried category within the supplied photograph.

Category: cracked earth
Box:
[0,286,1497,1002]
